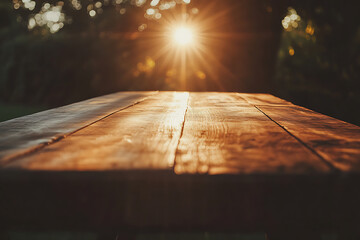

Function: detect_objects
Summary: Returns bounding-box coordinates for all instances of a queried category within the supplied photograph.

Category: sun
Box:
[173,26,194,46]
[134,2,235,90]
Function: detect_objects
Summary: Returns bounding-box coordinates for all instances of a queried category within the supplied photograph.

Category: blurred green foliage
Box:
[0,0,359,125]
[274,0,360,125]
[0,102,46,122]
[0,33,138,106]
[0,1,151,108]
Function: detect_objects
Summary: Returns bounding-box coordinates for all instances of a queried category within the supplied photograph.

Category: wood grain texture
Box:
[175,92,330,174]
[1,92,360,233]
[253,104,360,172]
[0,91,157,164]
[238,93,293,106]
[3,92,188,170]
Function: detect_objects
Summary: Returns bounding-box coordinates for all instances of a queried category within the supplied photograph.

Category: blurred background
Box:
[0,0,359,125]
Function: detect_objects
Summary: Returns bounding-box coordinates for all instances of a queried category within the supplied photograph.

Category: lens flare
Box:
[173,26,194,46]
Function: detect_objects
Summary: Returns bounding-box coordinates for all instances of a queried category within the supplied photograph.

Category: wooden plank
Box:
[175,92,331,174]
[253,104,360,172]
[2,92,188,170]
[238,93,293,106]
[0,91,157,164]
[0,92,359,233]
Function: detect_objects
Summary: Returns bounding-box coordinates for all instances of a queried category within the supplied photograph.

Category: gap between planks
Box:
[0,92,160,167]
[174,92,331,174]
[173,93,190,172]
[238,94,340,173]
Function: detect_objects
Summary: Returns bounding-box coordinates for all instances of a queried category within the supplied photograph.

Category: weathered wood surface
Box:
[239,93,293,106]
[237,93,360,172]
[0,91,360,233]
[3,92,188,170]
[253,104,360,171]
[175,92,329,174]
[0,91,156,164]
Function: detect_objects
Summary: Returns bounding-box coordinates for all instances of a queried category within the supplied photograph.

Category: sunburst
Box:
[134,1,238,91]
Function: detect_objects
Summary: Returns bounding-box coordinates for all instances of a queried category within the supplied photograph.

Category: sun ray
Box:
[128,1,244,91]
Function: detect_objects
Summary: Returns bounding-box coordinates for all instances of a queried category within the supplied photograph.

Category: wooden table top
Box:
[1,91,360,232]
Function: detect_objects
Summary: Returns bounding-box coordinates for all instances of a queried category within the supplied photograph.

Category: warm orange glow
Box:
[173,26,194,46]
[289,47,295,56]
[306,25,315,35]
[132,2,237,90]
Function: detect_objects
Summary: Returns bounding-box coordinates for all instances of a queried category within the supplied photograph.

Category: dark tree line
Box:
[0,0,359,124]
